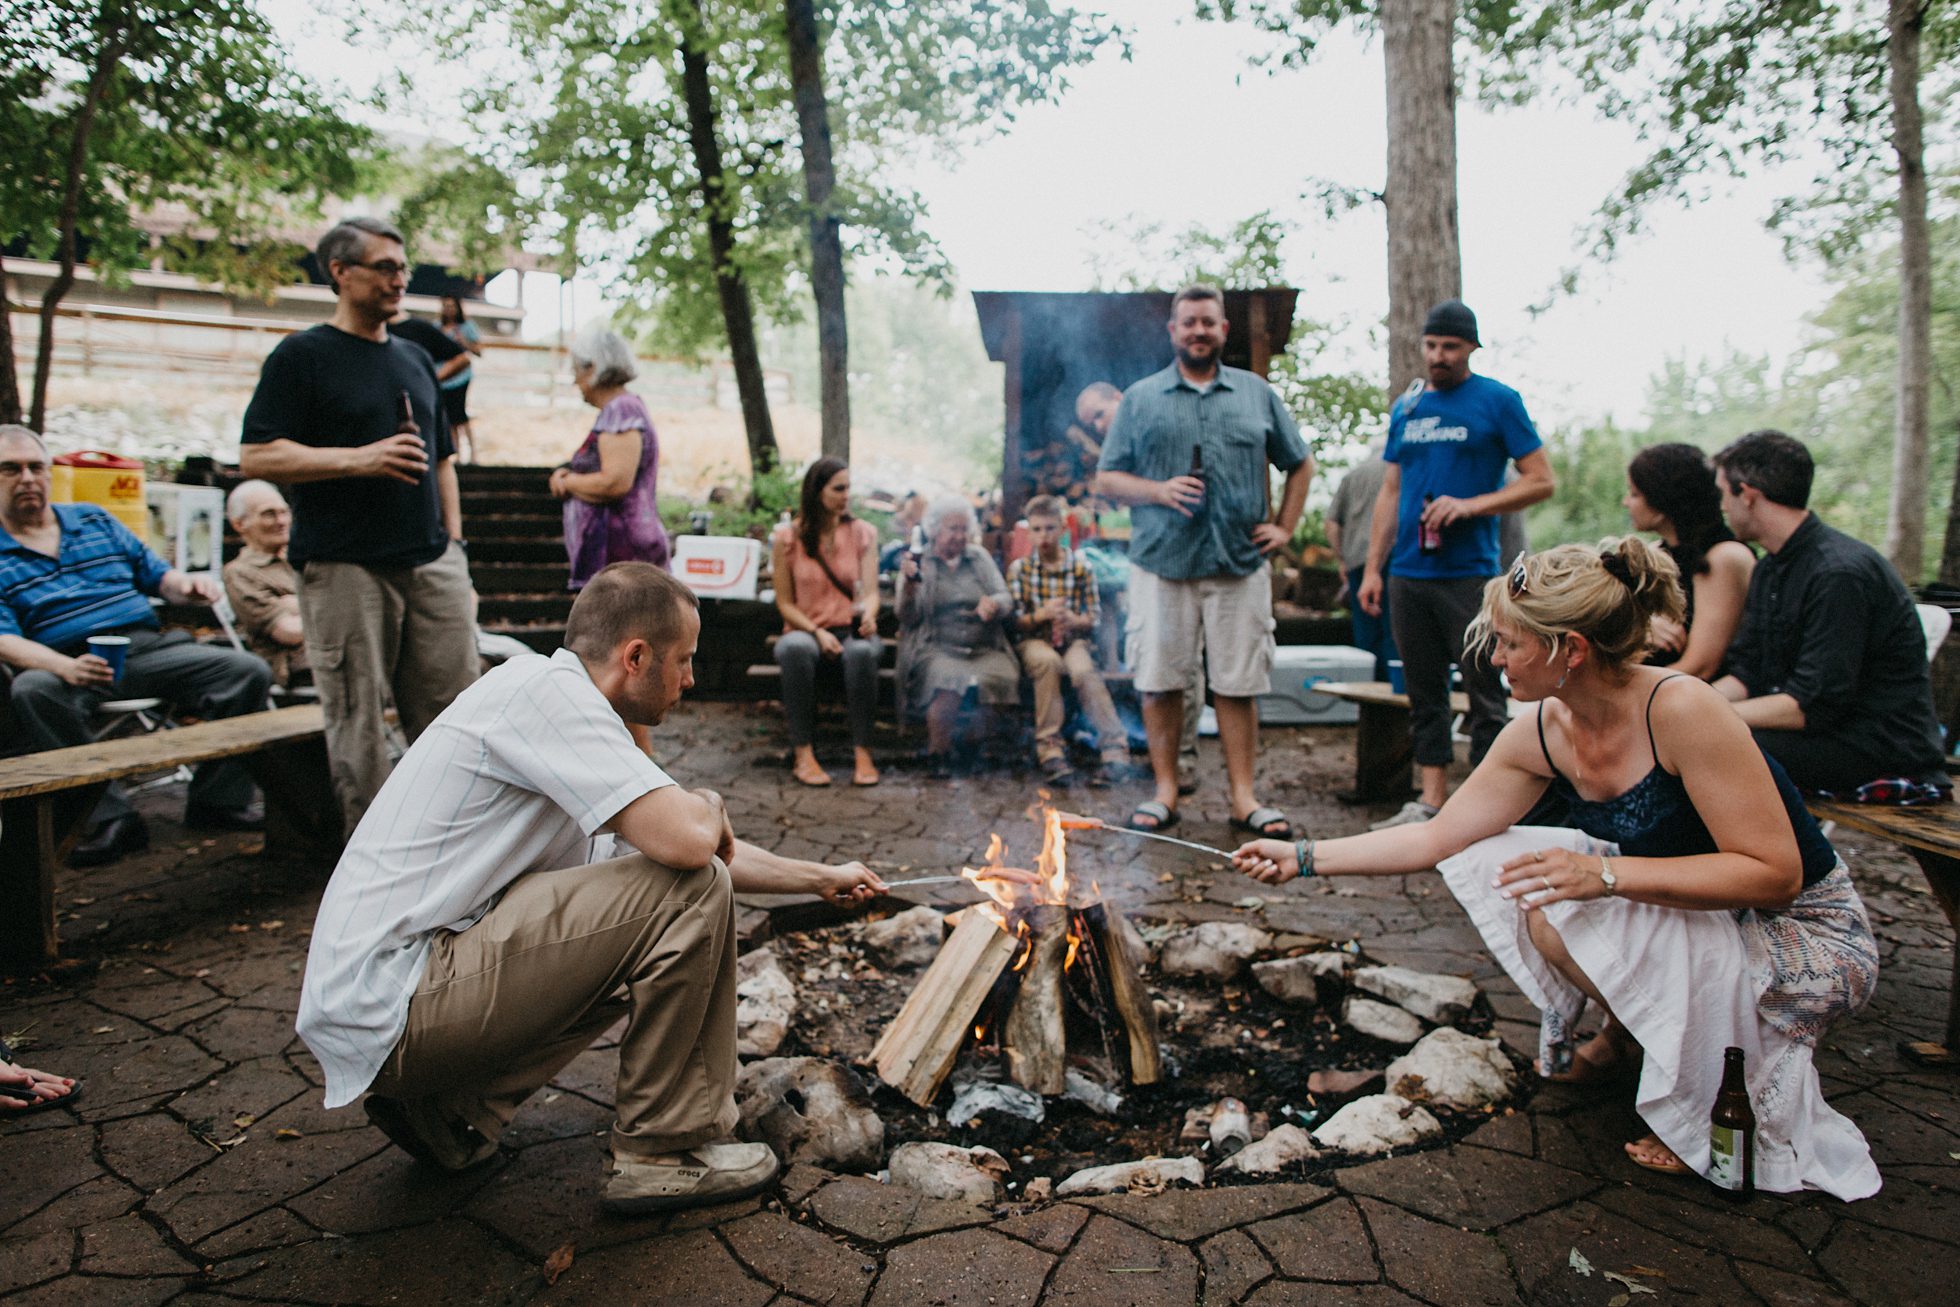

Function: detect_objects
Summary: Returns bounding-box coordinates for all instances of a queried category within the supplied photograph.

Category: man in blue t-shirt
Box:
[1356,300,1555,827]
[1,425,272,865]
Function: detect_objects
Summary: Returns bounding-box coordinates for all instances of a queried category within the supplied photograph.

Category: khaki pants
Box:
[298,542,478,831]
[1017,638,1128,765]
[370,851,740,1159]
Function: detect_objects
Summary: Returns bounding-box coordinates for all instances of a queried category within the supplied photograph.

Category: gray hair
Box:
[226,478,286,525]
[317,217,404,292]
[570,328,638,387]
[923,494,977,540]
[0,423,47,455]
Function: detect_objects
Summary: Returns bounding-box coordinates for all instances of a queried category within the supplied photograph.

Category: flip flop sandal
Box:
[1624,1136,1691,1176]
[0,1040,81,1117]
[1128,800,1179,833]
[1230,806,1293,839]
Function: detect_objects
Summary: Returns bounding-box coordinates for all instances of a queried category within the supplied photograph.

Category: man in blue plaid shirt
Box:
[1006,495,1130,785]
[1,425,271,865]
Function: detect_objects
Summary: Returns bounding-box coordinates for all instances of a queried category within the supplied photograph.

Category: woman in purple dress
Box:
[550,328,670,589]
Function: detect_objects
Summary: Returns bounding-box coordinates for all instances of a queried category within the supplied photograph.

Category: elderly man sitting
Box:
[0,424,271,865]
[223,479,308,688]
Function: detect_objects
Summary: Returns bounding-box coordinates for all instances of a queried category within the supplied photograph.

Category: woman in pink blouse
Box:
[771,458,881,786]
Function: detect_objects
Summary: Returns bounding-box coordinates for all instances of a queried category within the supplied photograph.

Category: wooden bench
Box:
[0,706,341,970]
[1315,680,1478,803]
[1804,798,1960,1061]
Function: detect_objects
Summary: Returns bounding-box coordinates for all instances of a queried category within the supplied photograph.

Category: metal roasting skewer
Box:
[877,875,962,888]
[1061,816,1236,860]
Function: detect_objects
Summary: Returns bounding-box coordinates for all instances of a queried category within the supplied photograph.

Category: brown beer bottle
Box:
[1188,444,1206,508]
[1708,1045,1756,1199]
[396,389,419,437]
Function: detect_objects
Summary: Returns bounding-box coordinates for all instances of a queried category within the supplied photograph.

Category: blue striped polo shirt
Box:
[0,504,170,652]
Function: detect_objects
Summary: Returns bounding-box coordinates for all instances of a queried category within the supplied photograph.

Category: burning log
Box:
[871,909,1018,1107]
[1082,904,1162,1086]
[1003,904,1069,1095]
[872,806,1164,1107]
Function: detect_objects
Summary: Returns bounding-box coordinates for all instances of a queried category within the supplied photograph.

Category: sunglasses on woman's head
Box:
[1509,560,1529,597]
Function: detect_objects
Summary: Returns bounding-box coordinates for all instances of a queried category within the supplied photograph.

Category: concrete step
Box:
[467,539,569,564]
[475,594,575,624]
[468,563,572,592]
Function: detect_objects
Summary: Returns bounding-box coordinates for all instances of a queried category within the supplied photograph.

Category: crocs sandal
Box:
[1128,800,1179,832]
[1230,806,1293,839]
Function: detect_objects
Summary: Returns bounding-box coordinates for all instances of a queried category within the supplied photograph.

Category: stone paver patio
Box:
[3,701,1956,1305]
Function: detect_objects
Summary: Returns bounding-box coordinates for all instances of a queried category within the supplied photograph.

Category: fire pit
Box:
[737,806,1534,1191]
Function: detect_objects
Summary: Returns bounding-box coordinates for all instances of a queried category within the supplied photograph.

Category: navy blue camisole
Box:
[1538,676,1838,888]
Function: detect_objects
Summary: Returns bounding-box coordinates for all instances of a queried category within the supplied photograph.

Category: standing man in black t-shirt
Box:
[240,217,478,831]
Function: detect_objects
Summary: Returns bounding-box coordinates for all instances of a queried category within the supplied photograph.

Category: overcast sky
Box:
[282,0,1841,433]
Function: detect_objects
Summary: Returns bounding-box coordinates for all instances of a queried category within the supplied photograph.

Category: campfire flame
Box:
[961,805,1091,970]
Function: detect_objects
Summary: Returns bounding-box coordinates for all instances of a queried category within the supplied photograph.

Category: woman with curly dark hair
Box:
[1624,442,1755,679]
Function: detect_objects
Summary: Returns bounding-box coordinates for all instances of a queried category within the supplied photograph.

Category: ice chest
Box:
[672,535,762,599]
[1258,644,1375,725]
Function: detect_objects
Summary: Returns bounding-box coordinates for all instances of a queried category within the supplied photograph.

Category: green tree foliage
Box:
[394,2,1112,435]
[1531,220,1960,577]
[0,0,372,428]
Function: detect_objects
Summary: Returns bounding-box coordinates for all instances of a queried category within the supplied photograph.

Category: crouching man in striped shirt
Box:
[296,561,884,1213]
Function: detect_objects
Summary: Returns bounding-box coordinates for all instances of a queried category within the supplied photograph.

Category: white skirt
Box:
[1437,826,1882,1201]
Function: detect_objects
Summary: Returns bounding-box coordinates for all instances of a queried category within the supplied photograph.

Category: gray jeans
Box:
[1387,575,1507,768]
[297,542,478,832]
[774,630,882,749]
[9,629,271,823]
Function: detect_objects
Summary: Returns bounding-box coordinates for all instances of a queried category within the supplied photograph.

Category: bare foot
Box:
[851,748,880,786]
[1624,1133,1690,1174]
[791,749,831,787]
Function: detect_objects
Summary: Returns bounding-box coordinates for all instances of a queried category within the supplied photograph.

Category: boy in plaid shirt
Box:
[1007,496,1130,784]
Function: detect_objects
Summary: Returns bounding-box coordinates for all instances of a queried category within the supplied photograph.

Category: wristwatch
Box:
[1598,855,1618,897]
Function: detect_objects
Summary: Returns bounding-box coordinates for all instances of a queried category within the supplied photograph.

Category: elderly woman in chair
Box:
[896,496,1019,779]
[1234,539,1881,1201]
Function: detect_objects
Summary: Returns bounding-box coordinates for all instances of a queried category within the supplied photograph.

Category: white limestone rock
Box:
[1054,1156,1206,1197]
[860,905,946,969]
[1342,996,1425,1046]
[1352,965,1479,1026]
[1310,1094,1443,1156]
[735,947,797,1058]
[736,1057,885,1172]
[1217,1124,1322,1175]
[888,1142,1011,1205]
[1386,1028,1517,1111]
[1159,922,1274,981]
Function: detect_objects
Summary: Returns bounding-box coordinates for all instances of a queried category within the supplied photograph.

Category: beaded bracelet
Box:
[1293,837,1318,878]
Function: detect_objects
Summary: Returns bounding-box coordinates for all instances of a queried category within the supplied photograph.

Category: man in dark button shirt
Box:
[1712,429,1947,791]
[239,217,478,833]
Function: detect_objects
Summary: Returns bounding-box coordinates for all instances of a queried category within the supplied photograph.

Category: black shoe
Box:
[926,754,956,781]
[68,813,149,868]
[184,800,265,832]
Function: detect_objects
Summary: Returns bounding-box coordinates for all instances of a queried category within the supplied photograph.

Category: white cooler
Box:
[1258,644,1376,725]
[671,536,763,599]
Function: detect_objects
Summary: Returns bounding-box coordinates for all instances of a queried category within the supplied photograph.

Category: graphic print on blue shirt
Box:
[1384,374,1540,579]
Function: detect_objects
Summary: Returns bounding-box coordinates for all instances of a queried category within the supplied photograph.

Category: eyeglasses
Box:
[0,460,49,479]
[345,259,410,279]
[1509,560,1529,597]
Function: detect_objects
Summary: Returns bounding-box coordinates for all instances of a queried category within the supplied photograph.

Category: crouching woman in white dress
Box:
[1234,538,1880,1199]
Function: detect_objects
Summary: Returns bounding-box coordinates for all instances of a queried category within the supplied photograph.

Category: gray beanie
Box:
[1422,299,1479,345]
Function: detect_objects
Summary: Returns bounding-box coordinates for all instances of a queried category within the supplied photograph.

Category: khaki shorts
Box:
[1125,566,1274,698]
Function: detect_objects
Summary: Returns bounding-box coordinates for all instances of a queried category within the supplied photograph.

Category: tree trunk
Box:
[30,37,127,433]
[677,1,779,479]
[784,0,850,462]
[1885,0,1930,581]
[1380,0,1462,399]
[0,250,22,426]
